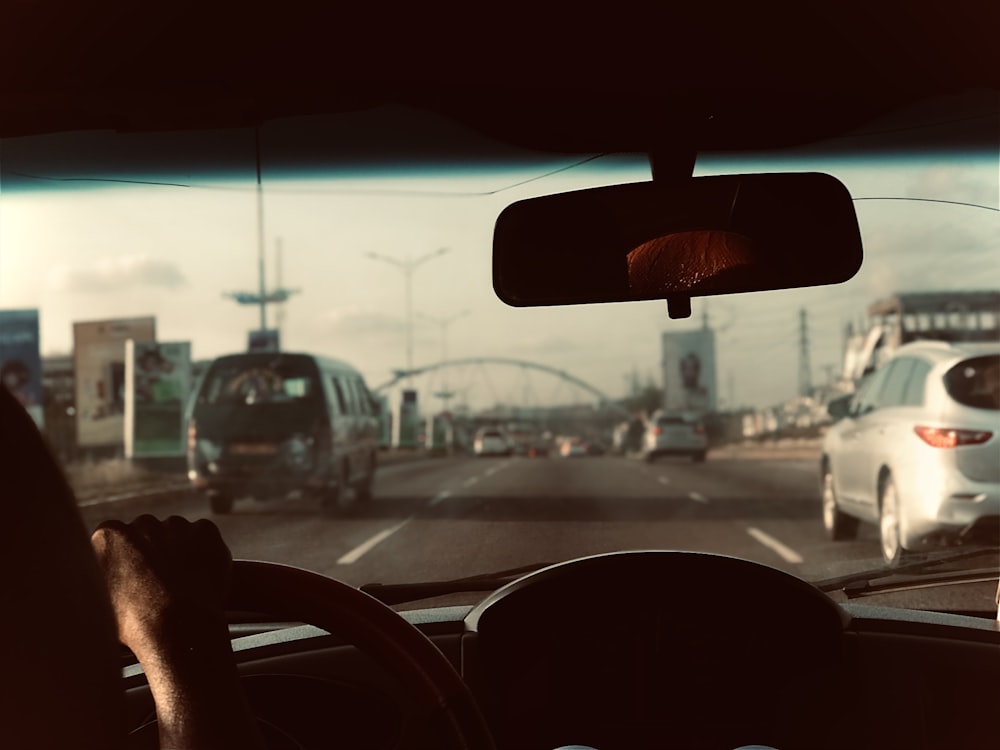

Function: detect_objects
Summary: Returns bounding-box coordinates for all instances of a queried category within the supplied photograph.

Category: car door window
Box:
[877,358,917,408]
[851,365,891,416]
[351,379,372,416]
[901,359,932,406]
[330,377,348,415]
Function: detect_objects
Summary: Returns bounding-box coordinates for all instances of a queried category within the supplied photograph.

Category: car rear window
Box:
[200,358,318,406]
[943,355,999,410]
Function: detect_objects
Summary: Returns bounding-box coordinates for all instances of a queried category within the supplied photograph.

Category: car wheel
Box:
[321,462,355,516]
[821,465,858,541]
[208,492,233,515]
[879,474,907,565]
[355,457,375,504]
[691,451,707,463]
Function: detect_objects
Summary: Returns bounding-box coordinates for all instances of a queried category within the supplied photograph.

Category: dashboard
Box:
[121,552,1000,750]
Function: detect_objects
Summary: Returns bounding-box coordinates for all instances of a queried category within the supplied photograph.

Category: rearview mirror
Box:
[493,173,862,308]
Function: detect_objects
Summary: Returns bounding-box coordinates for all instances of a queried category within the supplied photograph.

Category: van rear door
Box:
[193,354,323,454]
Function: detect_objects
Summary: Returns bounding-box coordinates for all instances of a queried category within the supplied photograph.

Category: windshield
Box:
[1,102,997,613]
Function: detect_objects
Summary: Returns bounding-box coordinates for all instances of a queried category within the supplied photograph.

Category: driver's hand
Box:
[91,515,231,658]
[92,516,266,750]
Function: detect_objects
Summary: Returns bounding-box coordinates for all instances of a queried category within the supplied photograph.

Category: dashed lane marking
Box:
[429,490,452,506]
[689,491,708,503]
[463,476,480,488]
[747,527,804,564]
[337,516,413,565]
[658,476,671,485]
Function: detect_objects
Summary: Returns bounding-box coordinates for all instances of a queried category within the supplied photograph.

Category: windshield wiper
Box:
[360,561,556,606]
[813,547,999,600]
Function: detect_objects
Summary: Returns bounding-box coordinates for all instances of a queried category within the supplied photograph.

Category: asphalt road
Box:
[78,453,999,614]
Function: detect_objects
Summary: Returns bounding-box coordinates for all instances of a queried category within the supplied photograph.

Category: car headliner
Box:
[3,3,996,154]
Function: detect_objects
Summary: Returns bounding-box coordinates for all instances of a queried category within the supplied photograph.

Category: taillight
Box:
[693,424,705,435]
[914,425,992,448]
[652,427,662,436]
[187,420,197,452]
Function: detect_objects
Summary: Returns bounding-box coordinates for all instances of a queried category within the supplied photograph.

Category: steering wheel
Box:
[128,560,495,749]
[227,560,495,750]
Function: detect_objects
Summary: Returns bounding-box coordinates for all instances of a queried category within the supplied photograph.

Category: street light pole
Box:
[365,248,449,383]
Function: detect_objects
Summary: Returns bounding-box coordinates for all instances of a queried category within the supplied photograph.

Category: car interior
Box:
[2,4,999,750]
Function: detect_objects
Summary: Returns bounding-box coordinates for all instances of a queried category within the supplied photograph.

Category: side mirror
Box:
[826,394,853,421]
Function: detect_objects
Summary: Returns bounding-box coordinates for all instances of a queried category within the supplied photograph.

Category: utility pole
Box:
[798,308,813,397]
[275,238,285,338]
[223,132,299,347]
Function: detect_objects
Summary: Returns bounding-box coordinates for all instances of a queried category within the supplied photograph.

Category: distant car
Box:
[523,439,550,458]
[557,436,588,458]
[473,427,513,457]
[641,413,708,462]
[821,341,1000,564]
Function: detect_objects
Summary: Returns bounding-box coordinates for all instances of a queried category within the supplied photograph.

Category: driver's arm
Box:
[91,515,267,750]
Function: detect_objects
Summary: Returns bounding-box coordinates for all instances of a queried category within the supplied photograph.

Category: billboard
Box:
[74,316,156,447]
[662,329,717,413]
[125,340,192,458]
[0,308,44,427]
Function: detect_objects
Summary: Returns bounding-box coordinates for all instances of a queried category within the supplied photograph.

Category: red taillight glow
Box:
[652,427,662,436]
[914,425,992,448]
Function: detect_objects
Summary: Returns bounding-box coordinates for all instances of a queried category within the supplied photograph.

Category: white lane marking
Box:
[657,476,671,485]
[463,476,480,488]
[78,483,190,507]
[429,490,452,506]
[747,527,804,564]
[688,491,708,503]
[337,516,413,565]
[484,466,498,477]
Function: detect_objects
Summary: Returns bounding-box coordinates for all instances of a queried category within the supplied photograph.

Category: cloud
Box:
[905,165,999,210]
[324,308,406,337]
[51,255,186,292]
[506,335,588,357]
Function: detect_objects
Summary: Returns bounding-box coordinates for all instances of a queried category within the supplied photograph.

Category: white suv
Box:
[821,341,999,564]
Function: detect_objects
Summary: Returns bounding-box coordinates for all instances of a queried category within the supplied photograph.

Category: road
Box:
[78,453,999,613]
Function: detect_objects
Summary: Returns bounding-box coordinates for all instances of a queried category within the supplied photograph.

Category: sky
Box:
[1,134,997,411]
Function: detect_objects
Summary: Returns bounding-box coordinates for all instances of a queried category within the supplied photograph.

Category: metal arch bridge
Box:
[372,356,623,412]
